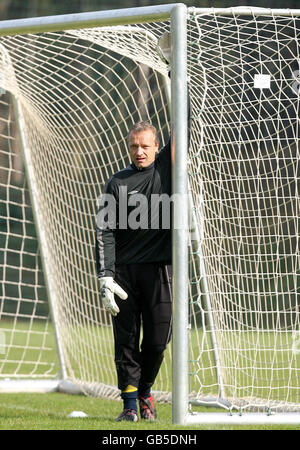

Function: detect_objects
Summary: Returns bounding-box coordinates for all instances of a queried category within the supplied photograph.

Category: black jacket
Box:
[95,140,172,278]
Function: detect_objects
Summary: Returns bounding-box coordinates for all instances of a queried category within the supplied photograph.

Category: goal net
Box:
[0,19,171,398]
[187,7,300,415]
[0,6,299,419]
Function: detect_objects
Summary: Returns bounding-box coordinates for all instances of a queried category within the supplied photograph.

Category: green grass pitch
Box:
[1,320,300,431]
[0,392,300,431]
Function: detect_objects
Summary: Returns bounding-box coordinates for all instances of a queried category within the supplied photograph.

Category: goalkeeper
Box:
[95,122,172,422]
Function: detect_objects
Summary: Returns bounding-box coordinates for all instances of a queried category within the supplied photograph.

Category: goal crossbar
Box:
[0,4,181,36]
[190,6,300,16]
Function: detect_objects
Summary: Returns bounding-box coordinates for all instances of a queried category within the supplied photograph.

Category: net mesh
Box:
[0,23,171,399]
[0,93,58,379]
[188,8,300,412]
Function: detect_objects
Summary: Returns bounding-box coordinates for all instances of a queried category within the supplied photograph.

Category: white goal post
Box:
[0,4,299,425]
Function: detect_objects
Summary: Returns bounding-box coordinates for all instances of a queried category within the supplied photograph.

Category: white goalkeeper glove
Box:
[99,277,128,316]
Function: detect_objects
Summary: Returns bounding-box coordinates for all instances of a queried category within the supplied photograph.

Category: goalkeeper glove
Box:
[99,277,128,316]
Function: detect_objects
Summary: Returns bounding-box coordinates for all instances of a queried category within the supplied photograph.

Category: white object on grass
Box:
[67,411,88,418]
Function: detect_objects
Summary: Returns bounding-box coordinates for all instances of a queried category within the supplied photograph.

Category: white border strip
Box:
[186,412,300,425]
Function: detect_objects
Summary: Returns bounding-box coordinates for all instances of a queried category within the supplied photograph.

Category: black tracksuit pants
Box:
[113,262,172,392]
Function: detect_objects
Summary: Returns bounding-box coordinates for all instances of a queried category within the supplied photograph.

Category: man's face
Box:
[129,129,159,169]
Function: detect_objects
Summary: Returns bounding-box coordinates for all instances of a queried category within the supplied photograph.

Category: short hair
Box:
[128,121,159,146]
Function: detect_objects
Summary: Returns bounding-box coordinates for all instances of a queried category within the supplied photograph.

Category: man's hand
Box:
[99,277,128,316]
